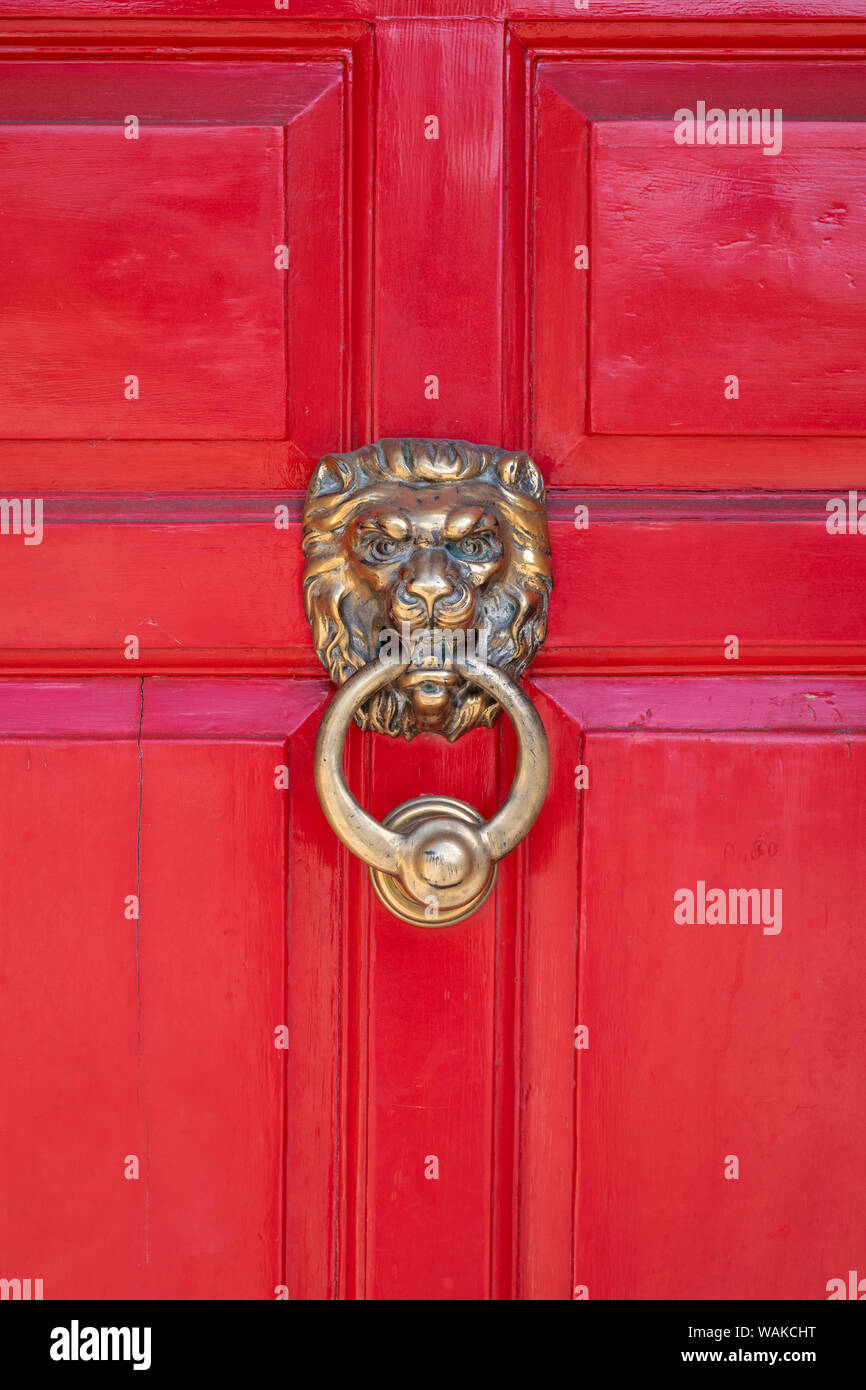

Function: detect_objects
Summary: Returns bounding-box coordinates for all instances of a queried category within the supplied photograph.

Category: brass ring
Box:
[313,655,549,924]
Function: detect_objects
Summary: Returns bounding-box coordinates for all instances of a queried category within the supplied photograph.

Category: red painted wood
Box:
[0,47,359,484]
[136,737,288,1298]
[0,2,865,17]
[0,679,344,1300]
[373,20,504,444]
[0,707,288,1297]
[0,493,862,675]
[1,125,287,439]
[360,727,501,1299]
[592,123,866,436]
[577,727,866,1299]
[2,4,866,1305]
[518,684,580,1299]
[522,677,866,1298]
[0,738,143,1299]
[522,45,866,484]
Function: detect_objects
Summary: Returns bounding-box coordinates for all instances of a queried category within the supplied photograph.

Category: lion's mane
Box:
[302,438,553,740]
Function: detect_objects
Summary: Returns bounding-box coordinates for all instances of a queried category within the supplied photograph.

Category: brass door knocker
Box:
[302,438,553,924]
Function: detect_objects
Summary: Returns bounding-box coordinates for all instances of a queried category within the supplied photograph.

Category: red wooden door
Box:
[1,1,865,1304]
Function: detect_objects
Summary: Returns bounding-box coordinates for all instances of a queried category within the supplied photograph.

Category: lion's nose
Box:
[404,553,454,621]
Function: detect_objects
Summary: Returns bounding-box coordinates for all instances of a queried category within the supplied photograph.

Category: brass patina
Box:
[303,438,553,924]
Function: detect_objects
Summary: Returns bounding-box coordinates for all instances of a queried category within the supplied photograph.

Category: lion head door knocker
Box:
[303,439,553,925]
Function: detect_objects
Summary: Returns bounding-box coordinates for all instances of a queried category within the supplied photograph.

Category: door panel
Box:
[0,124,287,438]
[592,122,866,437]
[0,679,335,1300]
[373,20,503,444]
[0,50,356,488]
[0,735,143,1299]
[362,726,502,1300]
[575,728,866,1299]
[522,678,866,1300]
[526,49,866,484]
[0,492,863,677]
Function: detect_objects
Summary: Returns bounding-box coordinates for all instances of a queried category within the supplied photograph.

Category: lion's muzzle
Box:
[389,550,476,631]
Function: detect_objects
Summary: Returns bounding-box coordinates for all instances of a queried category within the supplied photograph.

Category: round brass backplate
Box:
[369,795,497,927]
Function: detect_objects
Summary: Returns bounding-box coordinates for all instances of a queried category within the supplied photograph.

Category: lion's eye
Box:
[364,535,403,563]
[446,531,500,563]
